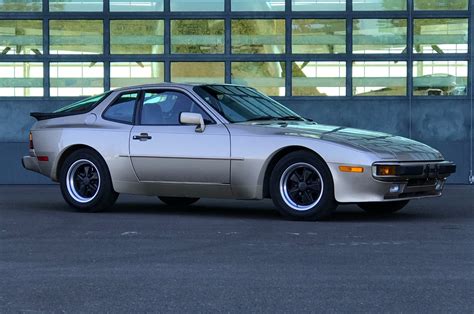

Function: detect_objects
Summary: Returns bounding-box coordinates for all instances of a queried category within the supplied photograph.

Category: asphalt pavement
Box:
[1,185,473,313]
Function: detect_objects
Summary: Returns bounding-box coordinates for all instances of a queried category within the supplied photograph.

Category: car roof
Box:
[113,82,249,93]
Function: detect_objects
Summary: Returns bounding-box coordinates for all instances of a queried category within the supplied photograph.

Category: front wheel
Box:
[60,149,118,212]
[358,200,409,215]
[269,151,337,221]
[158,197,200,207]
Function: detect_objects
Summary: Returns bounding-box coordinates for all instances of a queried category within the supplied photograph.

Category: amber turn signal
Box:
[29,132,34,150]
[339,166,364,173]
[376,165,397,176]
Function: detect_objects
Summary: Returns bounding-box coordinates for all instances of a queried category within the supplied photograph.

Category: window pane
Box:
[292,0,346,11]
[110,62,164,89]
[413,61,467,96]
[353,0,406,10]
[232,19,285,54]
[292,19,345,54]
[232,0,284,11]
[49,0,102,11]
[170,0,224,11]
[103,93,138,124]
[0,62,43,96]
[111,20,163,54]
[0,20,42,55]
[0,0,41,11]
[110,0,163,11]
[141,91,212,125]
[414,0,468,10]
[171,20,224,54]
[50,62,104,96]
[353,19,406,54]
[171,62,224,84]
[353,61,406,96]
[293,61,346,96]
[414,19,468,54]
[50,20,103,55]
[231,62,286,96]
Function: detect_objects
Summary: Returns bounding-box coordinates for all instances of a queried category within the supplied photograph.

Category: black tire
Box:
[59,148,118,212]
[358,200,409,215]
[158,197,200,206]
[269,150,337,221]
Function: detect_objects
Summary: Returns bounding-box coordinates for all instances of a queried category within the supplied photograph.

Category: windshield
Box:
[53,92,111,114]
[193,85,306,123]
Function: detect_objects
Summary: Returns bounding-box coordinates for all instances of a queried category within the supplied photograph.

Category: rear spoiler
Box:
[30,111,77,121]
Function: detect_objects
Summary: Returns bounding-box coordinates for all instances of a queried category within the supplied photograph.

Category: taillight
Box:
[29,132,34,149]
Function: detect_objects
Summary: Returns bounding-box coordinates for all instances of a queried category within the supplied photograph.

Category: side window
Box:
[103,92,138,124]
[141,90,214,125]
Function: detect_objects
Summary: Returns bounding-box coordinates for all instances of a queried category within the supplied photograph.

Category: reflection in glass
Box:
[414,0,468,10]
[414,19,468,54]
[413,61,467,96]
[232,0,284,11]
[171,62,224,84]
[50,20,103,55]
[293,61,346,96]
[292,19,345,54]
[231,62,285,96]
[111,62,164,89]
[353,61,406,96]
[110,0,163,11]
[353,0,406,11]
[292,0,346,11]
[0,0,41,11]
[353,19,407,54]
[50,62,104,96]
[0,20,42,55]
[49,0,102,11]
[171,20,224,54]
[232,19,285,54]
[111,20,164,54]
[170,0,224,11]
[0,62,43,96]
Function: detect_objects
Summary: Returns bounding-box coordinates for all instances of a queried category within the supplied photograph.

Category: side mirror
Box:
[179,112,206,133]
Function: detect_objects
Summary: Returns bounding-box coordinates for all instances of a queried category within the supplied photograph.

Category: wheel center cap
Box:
[298,182,307,191]
[83,177,90,185]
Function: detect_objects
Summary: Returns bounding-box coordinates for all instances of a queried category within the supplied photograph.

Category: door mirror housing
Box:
[179,112,206,133]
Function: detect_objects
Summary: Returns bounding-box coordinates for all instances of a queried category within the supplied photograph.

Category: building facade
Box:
[0,0,472,184]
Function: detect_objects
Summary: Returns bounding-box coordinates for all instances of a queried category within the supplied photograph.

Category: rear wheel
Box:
[60,149,118,212]
[269,151,337,221]
[358,200,409,215]
[158,197,200,207]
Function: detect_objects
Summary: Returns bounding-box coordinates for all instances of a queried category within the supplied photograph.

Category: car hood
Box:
[245,121,444,161]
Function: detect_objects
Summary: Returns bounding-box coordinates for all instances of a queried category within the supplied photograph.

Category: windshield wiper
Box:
[276,115,306,121]
[245,115,306,122]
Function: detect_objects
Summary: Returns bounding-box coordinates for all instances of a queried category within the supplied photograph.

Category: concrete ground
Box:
[0,185,473,313]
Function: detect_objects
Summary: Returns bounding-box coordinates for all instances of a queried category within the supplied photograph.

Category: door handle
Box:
[133,133,152,141]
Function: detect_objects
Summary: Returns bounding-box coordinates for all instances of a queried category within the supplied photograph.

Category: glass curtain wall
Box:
[0,0,471,97]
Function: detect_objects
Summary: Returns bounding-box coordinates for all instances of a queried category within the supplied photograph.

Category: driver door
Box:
[129,89,231,189]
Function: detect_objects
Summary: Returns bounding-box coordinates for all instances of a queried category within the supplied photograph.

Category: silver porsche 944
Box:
[23,83,456,220]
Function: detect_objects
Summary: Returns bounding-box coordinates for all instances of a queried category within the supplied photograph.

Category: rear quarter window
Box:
[102,93,138,124]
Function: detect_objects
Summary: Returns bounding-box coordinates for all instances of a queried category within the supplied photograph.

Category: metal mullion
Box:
[225,0,231,84]
[349,11,408,18]
[412,11,470,18]
[412,54,470,61]
[164,0,171,82]
[346,12,353,98]
[351,54,408,61]
[285,0,292,96]
[407,0,413,137]
[43,0,50,97]
[103,0,110,91]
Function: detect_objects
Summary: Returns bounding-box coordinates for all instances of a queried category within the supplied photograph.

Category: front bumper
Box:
[329,160,456,203]
[372,161,456,200]
[22,155,41,173]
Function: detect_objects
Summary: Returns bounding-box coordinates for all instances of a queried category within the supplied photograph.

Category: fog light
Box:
[435,180,444,191]
[389,184,400,193]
